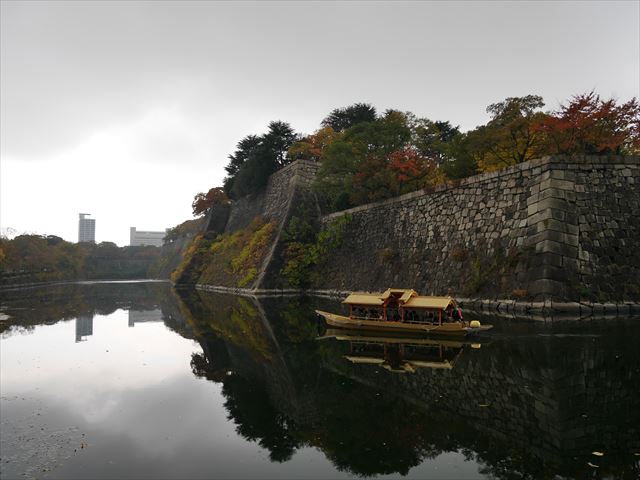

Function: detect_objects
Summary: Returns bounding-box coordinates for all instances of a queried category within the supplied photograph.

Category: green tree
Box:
[224,122,298,199]
[314,110,413,208]
[413,119,461,166]
[321,103,377,132]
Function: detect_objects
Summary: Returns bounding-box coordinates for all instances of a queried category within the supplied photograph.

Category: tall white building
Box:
[78,213,95,243]
[130,227,166,247]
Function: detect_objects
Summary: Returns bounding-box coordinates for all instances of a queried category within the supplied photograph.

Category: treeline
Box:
[0,235,162,285]
[201,92,638,212]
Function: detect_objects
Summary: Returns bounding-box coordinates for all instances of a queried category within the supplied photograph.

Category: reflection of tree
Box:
[222,373,299,463]
[0,281,174,336]
[310,377,442,476]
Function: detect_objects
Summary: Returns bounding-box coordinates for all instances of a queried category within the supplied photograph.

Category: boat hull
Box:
[316,310,492,337]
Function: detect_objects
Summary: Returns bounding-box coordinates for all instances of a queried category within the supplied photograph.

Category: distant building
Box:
[129,227,166,247]
[78,213,95,243]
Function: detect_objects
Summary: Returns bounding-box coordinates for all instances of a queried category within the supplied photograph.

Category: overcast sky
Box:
[1,1,638,246]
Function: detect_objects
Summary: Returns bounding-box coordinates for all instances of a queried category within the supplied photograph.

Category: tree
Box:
[536,91,640,155]
[192,187,230,217]
[223,121,298,199]
[321,103,377,132]
[287,126,341,162]
[225,135,261,179]
[439,134,479,180]
[412,119,461,166]
[315,111,415,208]
[467,95,548,172]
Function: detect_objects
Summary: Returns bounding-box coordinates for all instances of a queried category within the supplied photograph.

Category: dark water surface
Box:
[1,281,639,479]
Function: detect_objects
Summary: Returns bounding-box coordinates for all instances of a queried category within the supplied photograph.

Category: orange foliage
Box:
[288,127,341,162]
[192,187,230,217]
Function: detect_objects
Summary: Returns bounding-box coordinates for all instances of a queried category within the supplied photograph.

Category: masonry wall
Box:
[314,155,640,302]
[223,160,320,234]
[196,156,640,303]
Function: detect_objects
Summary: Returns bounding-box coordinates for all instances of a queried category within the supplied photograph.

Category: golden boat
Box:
[316,288,493,337]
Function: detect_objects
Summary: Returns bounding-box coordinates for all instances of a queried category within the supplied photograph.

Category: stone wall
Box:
[223,160,320,234]
[315,155,640,302]
[198,156,640,304]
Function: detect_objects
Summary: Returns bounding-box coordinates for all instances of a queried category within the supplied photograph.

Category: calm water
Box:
[1,282,639,480]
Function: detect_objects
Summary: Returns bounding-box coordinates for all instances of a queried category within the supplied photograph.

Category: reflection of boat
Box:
[319,328,482,373]
[316,289,493,337]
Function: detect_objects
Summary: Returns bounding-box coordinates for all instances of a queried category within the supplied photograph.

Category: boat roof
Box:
[342,292,385,306]
[403,296,455,309]
[342,289,456,309]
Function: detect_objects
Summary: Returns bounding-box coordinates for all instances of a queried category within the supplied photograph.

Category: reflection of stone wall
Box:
[326,334,640,466]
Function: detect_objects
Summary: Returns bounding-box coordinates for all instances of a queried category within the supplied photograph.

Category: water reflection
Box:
[1,283,639,479]
[320,329,484,372]
[128,309,163,327]
[177,290,640,479]
[75,314,94,342]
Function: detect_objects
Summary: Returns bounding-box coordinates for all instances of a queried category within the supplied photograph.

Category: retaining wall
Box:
[315,155,640,302]
[197,156,640,305]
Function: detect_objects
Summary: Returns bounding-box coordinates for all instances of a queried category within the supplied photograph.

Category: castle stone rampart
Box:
[199,156,640,305]
[316,155,640,302]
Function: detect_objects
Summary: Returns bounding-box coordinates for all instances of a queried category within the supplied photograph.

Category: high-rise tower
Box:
[78,213,95,243]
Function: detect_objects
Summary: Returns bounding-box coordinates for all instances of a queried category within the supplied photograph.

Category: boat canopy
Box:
[403,296,455,310]
[342,292,385,306]
[342,289,456,310]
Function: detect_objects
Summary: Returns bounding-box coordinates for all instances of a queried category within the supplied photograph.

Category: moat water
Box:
[1,281,638,479]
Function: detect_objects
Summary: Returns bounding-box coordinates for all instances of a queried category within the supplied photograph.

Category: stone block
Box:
[529,279,566,297]
[539,188,566,201]
[536,196,568,212]
[529,208,568,227]
[535,239,578,258]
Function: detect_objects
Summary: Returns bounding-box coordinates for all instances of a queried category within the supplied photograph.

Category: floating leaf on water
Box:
[592,451,604,456]
[587,462,599,468]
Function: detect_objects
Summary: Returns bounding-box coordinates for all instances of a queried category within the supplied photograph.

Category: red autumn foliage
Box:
[536,92,640,155]
[389,148,423,183]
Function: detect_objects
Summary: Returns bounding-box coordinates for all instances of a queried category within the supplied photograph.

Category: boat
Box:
[315,288,492,337]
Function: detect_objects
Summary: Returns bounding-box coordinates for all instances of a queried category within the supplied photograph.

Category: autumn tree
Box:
[465,95,548,172]
[288,127,341,162]
[192,187,230,217]
[536,91,640,155]
[315,110,424,207]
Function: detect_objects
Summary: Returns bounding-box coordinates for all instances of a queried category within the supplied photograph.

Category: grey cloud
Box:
[1,0,638,159]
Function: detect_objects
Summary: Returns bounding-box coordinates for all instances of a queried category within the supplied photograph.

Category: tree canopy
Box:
[223,121,297,199]
[217,93,639,211]
[321,103,377,132]
[192,187,229,217]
